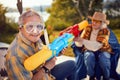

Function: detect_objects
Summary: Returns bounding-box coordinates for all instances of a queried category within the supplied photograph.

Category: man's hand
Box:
[61,48,66,54]
[73,37,83,42]
[32,68,45,80]
[32,57,56,80]
[44,57,57,70]
[74,37,83,47]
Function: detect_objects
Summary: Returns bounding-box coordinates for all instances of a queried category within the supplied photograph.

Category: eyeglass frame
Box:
[20,22,45,34]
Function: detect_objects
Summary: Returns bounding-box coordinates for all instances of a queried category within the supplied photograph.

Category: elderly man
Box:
[74,12,112,80]
[5,10,75,80]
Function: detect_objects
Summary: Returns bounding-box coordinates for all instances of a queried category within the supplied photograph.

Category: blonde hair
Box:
[18,9,44,27]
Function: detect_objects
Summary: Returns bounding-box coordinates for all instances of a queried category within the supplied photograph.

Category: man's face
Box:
[92,19,102,30]
[20,15,44,43]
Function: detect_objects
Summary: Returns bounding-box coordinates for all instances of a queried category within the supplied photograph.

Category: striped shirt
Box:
[5,32,43,80]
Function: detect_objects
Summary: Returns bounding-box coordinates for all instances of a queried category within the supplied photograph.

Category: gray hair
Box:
[18,9,44,27]
[101,22,107,29]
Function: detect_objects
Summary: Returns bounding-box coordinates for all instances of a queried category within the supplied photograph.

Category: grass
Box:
[112,29,120,43]
[49,29,120,57]
[0,33,16,44]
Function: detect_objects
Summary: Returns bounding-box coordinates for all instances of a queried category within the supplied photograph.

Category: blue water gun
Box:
[49,33,74,57]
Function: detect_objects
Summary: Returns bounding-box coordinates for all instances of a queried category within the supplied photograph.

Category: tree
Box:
[46,0,79,30]
[46,0,103,30]
[105,0,120,18]
[0,3,18,43]
[104,0,120,29]
[47,0,120,30]
[0,4,7,32]
[73,0,103,19]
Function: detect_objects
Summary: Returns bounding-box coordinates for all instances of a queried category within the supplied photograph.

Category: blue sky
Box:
[0,0,53,8]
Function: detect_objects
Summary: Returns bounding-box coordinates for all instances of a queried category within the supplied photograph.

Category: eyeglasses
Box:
[92,20,102,24]
[23,22,44,33]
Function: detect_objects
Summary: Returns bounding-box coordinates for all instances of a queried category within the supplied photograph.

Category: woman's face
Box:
[92,19,102,30]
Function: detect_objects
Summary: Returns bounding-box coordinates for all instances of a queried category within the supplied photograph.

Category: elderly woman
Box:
[74,12,112,80]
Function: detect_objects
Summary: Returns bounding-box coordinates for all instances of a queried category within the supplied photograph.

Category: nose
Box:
[33,27,38,33]
[92,21,96,24]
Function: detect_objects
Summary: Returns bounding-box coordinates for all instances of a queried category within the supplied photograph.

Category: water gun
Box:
[59,20,88,37]
[24,20,88,71]
[24,33,74,71]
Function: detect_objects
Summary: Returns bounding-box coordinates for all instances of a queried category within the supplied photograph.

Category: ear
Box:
[101,22,107,29]
[18,26,23,31]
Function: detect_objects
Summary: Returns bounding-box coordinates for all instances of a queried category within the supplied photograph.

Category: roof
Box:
[0,42,9,49]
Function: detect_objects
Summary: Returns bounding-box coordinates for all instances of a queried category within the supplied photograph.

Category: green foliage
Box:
[76,0,103,17]
[0,3,18,43]
[113,29,120,43]
[106,0,120,29]
[46,0,104,31]
[109,18,120,29]
[46,0,80,31]
[0,4,7,32]
[106,0,120,17]
[46,0,120,31]
[0,21,18,43]
[0,33,15,44]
